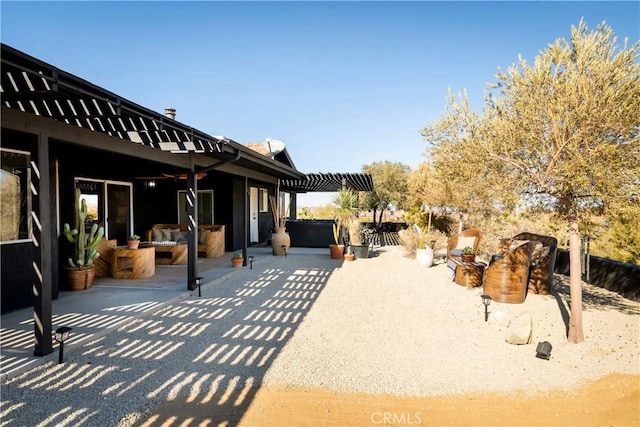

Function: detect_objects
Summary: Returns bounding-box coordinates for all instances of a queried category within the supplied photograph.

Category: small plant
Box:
[233,251,244,259]
[462,246,475,255]
[128,234,140,241]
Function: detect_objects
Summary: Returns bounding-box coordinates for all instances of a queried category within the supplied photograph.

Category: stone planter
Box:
[351,244,370,259]
[416,247,434,267]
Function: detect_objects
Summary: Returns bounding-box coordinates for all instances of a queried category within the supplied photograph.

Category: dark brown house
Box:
[0,43,306,356]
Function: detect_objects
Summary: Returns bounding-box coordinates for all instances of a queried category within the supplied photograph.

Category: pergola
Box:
[282,172,374,193]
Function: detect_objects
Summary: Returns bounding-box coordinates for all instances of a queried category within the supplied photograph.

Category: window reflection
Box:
[0,148,31,241]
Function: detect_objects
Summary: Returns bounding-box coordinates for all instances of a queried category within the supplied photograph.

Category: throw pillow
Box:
[199,230,209,245]
[455,235,476,250]
[153,229,163,242]
[161,228,172,241]
[171,229,183,242]
[531,243,550,266]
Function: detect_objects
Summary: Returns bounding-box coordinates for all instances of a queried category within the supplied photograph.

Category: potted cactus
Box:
[127,234,140,249]
[231,251,244,268]
[63,188,104,290]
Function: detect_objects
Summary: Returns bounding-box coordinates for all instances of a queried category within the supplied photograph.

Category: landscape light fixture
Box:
[481,294,492,322]
[54,326,73,364]
[248,255,254,270]
[281,245,287,257]
[535,341,552,360]
[194,276,203,297]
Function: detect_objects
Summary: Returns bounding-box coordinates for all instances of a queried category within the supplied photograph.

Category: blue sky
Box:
[2,1,638,207]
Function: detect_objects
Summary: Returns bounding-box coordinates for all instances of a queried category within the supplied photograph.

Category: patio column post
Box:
[186,168,198,290]
[34,131,53,356]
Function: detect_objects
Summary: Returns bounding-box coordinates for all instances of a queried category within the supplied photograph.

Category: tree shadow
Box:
[550,273,640,337]
[0,256,340,426]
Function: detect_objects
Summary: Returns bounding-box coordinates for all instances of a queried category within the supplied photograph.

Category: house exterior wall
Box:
[0,123,285,313]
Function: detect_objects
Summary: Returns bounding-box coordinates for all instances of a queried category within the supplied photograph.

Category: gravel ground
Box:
[263,246,640,397]
[1,245,638,426]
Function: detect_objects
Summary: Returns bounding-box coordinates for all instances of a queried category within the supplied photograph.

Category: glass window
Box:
[178,190,214,225]
[0,148,31,242]
[259,188,269,212]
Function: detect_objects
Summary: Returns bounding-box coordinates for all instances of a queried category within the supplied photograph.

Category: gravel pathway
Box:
[1,245,638,426]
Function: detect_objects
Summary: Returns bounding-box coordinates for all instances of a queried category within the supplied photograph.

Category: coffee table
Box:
[112,246,155,279]
[152,243,188,265]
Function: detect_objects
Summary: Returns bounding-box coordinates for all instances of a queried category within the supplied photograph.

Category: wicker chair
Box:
[483,239,535,304]
[513,232,558,295]
[447,228,483,262]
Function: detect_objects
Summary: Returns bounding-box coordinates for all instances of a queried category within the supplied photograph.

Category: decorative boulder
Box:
[505,311,533,345]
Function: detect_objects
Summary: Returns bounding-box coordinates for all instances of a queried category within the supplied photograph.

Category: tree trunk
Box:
[567,205,585,343]
[372,207,378,227]
[427,207,432,234]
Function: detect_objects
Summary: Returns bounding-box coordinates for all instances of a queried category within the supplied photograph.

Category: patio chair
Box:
[447,228,483,262]
[483,239,535,303]
[513,232,558,295]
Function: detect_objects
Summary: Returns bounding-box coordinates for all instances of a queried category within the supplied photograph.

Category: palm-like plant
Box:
[331,188,361,245]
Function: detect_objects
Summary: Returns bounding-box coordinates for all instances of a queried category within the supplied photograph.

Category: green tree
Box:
[361,161,411,227]
[422,20,640,343]
[406,162,451,233]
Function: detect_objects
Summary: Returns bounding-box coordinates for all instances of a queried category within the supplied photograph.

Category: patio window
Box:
[0,148,31,242]
[178,190,214,225]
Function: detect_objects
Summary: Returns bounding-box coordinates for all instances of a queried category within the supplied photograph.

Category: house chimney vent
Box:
[165,108,176,120]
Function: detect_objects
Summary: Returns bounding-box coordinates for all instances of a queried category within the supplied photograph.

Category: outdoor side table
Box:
[153,243,188,265]
[453,261,485,288]
[112,246,155,279]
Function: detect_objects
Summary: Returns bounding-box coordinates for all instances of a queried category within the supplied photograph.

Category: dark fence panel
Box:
[286,220,335,248]
[555,249,640,302]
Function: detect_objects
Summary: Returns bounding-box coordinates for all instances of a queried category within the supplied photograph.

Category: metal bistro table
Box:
[111,246,155,279]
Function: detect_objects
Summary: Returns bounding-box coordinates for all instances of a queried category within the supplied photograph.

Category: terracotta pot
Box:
[127,240,140,249]
[231,258,244,268]
[344,253,355,261]
[329,244,344,259]
[65,265,95,291]
[461,254,475,263]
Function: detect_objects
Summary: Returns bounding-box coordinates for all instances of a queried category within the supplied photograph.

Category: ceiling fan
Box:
[134,172,207,181]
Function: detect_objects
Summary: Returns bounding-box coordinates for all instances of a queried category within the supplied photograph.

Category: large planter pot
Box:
[329,244,345,259]
[351,244,370,259]
[271,227,291,256]
[65,265,95,291]
[416,247,434,267]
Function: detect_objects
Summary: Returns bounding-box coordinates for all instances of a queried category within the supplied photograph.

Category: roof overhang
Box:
[0,43,305,181]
